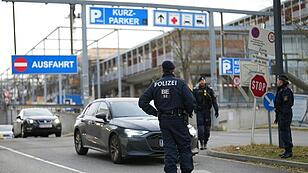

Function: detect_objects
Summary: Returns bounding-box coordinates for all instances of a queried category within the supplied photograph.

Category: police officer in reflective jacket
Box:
[193,76,219,150]
[274,74,294,158]
[139,60,196,173]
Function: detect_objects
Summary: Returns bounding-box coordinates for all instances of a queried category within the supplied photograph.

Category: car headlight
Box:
[27,119,34,124]
[54,118,60,124]
[124,129,149,137]
[187,124,197,137]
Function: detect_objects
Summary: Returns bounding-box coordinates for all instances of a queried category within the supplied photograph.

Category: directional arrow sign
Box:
[158,14,164,22]
[263,92,275,112]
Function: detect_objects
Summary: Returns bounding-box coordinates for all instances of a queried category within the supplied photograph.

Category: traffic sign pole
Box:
[82,4,90,105]
[263,92,275,145]
[251,97,257,144]
[268,110,273,145]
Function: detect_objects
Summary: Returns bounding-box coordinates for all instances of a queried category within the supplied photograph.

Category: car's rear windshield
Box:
[110,101,151,118]
[24,109,53,117]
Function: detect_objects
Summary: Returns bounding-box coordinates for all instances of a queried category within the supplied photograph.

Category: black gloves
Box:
[215,112,219,118]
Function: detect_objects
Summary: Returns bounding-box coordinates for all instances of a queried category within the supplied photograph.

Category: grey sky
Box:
[0,0,273,74]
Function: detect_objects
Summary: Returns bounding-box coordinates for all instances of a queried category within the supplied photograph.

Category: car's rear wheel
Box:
[12,128,19,138]
[109,134,123,164]
[74,130,88,155]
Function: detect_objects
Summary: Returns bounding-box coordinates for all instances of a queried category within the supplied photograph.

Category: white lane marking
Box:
[0,145,86,173]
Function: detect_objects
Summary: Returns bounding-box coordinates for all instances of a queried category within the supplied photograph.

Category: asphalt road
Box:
[1,130,304,173]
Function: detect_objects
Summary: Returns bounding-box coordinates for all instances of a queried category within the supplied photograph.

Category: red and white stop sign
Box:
[14,57,28,72]
[249,74,267,97]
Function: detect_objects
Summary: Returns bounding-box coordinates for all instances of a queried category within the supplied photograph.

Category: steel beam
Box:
[2,0,272,16]
[273,0,283,75]
[209,12,217,91]
[81,4,89,105]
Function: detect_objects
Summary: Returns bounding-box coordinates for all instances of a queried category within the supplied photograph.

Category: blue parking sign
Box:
[222,59,233,75]
[220,57,240,75]
[90,7,148,26]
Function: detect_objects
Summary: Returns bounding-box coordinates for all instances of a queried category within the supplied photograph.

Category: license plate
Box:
[39,124,52,128]
[159,139,164,147]
[0,133,3,139]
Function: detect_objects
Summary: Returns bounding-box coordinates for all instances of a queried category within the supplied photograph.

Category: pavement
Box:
[204,129,308,171]
[0,129,301,173]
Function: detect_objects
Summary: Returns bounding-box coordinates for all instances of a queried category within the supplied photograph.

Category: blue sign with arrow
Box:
[90,7,148,26]
[263,92,275,112]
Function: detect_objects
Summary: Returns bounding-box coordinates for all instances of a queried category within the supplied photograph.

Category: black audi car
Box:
[74,98,198,163]
[13,108,62,138]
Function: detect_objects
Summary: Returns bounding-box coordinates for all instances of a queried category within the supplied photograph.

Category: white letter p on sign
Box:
[90,9,102,23]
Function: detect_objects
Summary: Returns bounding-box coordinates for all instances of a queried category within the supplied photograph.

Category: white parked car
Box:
[0,125,13,139]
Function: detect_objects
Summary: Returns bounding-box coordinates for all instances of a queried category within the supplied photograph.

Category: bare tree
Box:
[171,29,210,87]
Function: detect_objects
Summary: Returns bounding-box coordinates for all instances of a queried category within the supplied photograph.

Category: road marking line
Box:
[0,145,86,173]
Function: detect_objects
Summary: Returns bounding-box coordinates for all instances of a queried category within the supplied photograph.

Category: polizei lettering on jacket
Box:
[154,80,177,87]
[32,61,75,68]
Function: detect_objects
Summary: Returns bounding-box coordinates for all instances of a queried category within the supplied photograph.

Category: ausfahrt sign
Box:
[12,55,78,74]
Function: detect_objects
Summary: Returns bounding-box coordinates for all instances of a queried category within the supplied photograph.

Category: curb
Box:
[62,133,74,137]
[206,149,308,170]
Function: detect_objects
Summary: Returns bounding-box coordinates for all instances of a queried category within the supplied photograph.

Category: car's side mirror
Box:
[16,116,21,120]
[95,113,107,122]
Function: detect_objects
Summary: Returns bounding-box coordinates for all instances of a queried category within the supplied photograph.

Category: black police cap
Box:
[278,74,288,82]
[162,60,175,70]
[198,76,206,82]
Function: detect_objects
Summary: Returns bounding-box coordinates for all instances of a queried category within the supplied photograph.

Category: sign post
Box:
[249,74,268,144]
[263,92,275,145]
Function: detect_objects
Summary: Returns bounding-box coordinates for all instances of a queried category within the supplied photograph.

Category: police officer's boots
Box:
[281,148,293,158]
[199,140,204,150]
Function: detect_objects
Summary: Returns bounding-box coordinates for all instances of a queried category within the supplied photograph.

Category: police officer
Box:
[193,76,219,150]
[139,60,196,173]
[274,74,294,158]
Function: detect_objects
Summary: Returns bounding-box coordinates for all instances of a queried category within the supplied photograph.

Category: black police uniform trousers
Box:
[196,109,211,145]
[278,113,293,152]
[159,114,193,173]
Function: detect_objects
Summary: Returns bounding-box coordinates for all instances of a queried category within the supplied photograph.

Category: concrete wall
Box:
[217,107,275,131]
[0,110,8,125]
[58,113,79,135]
